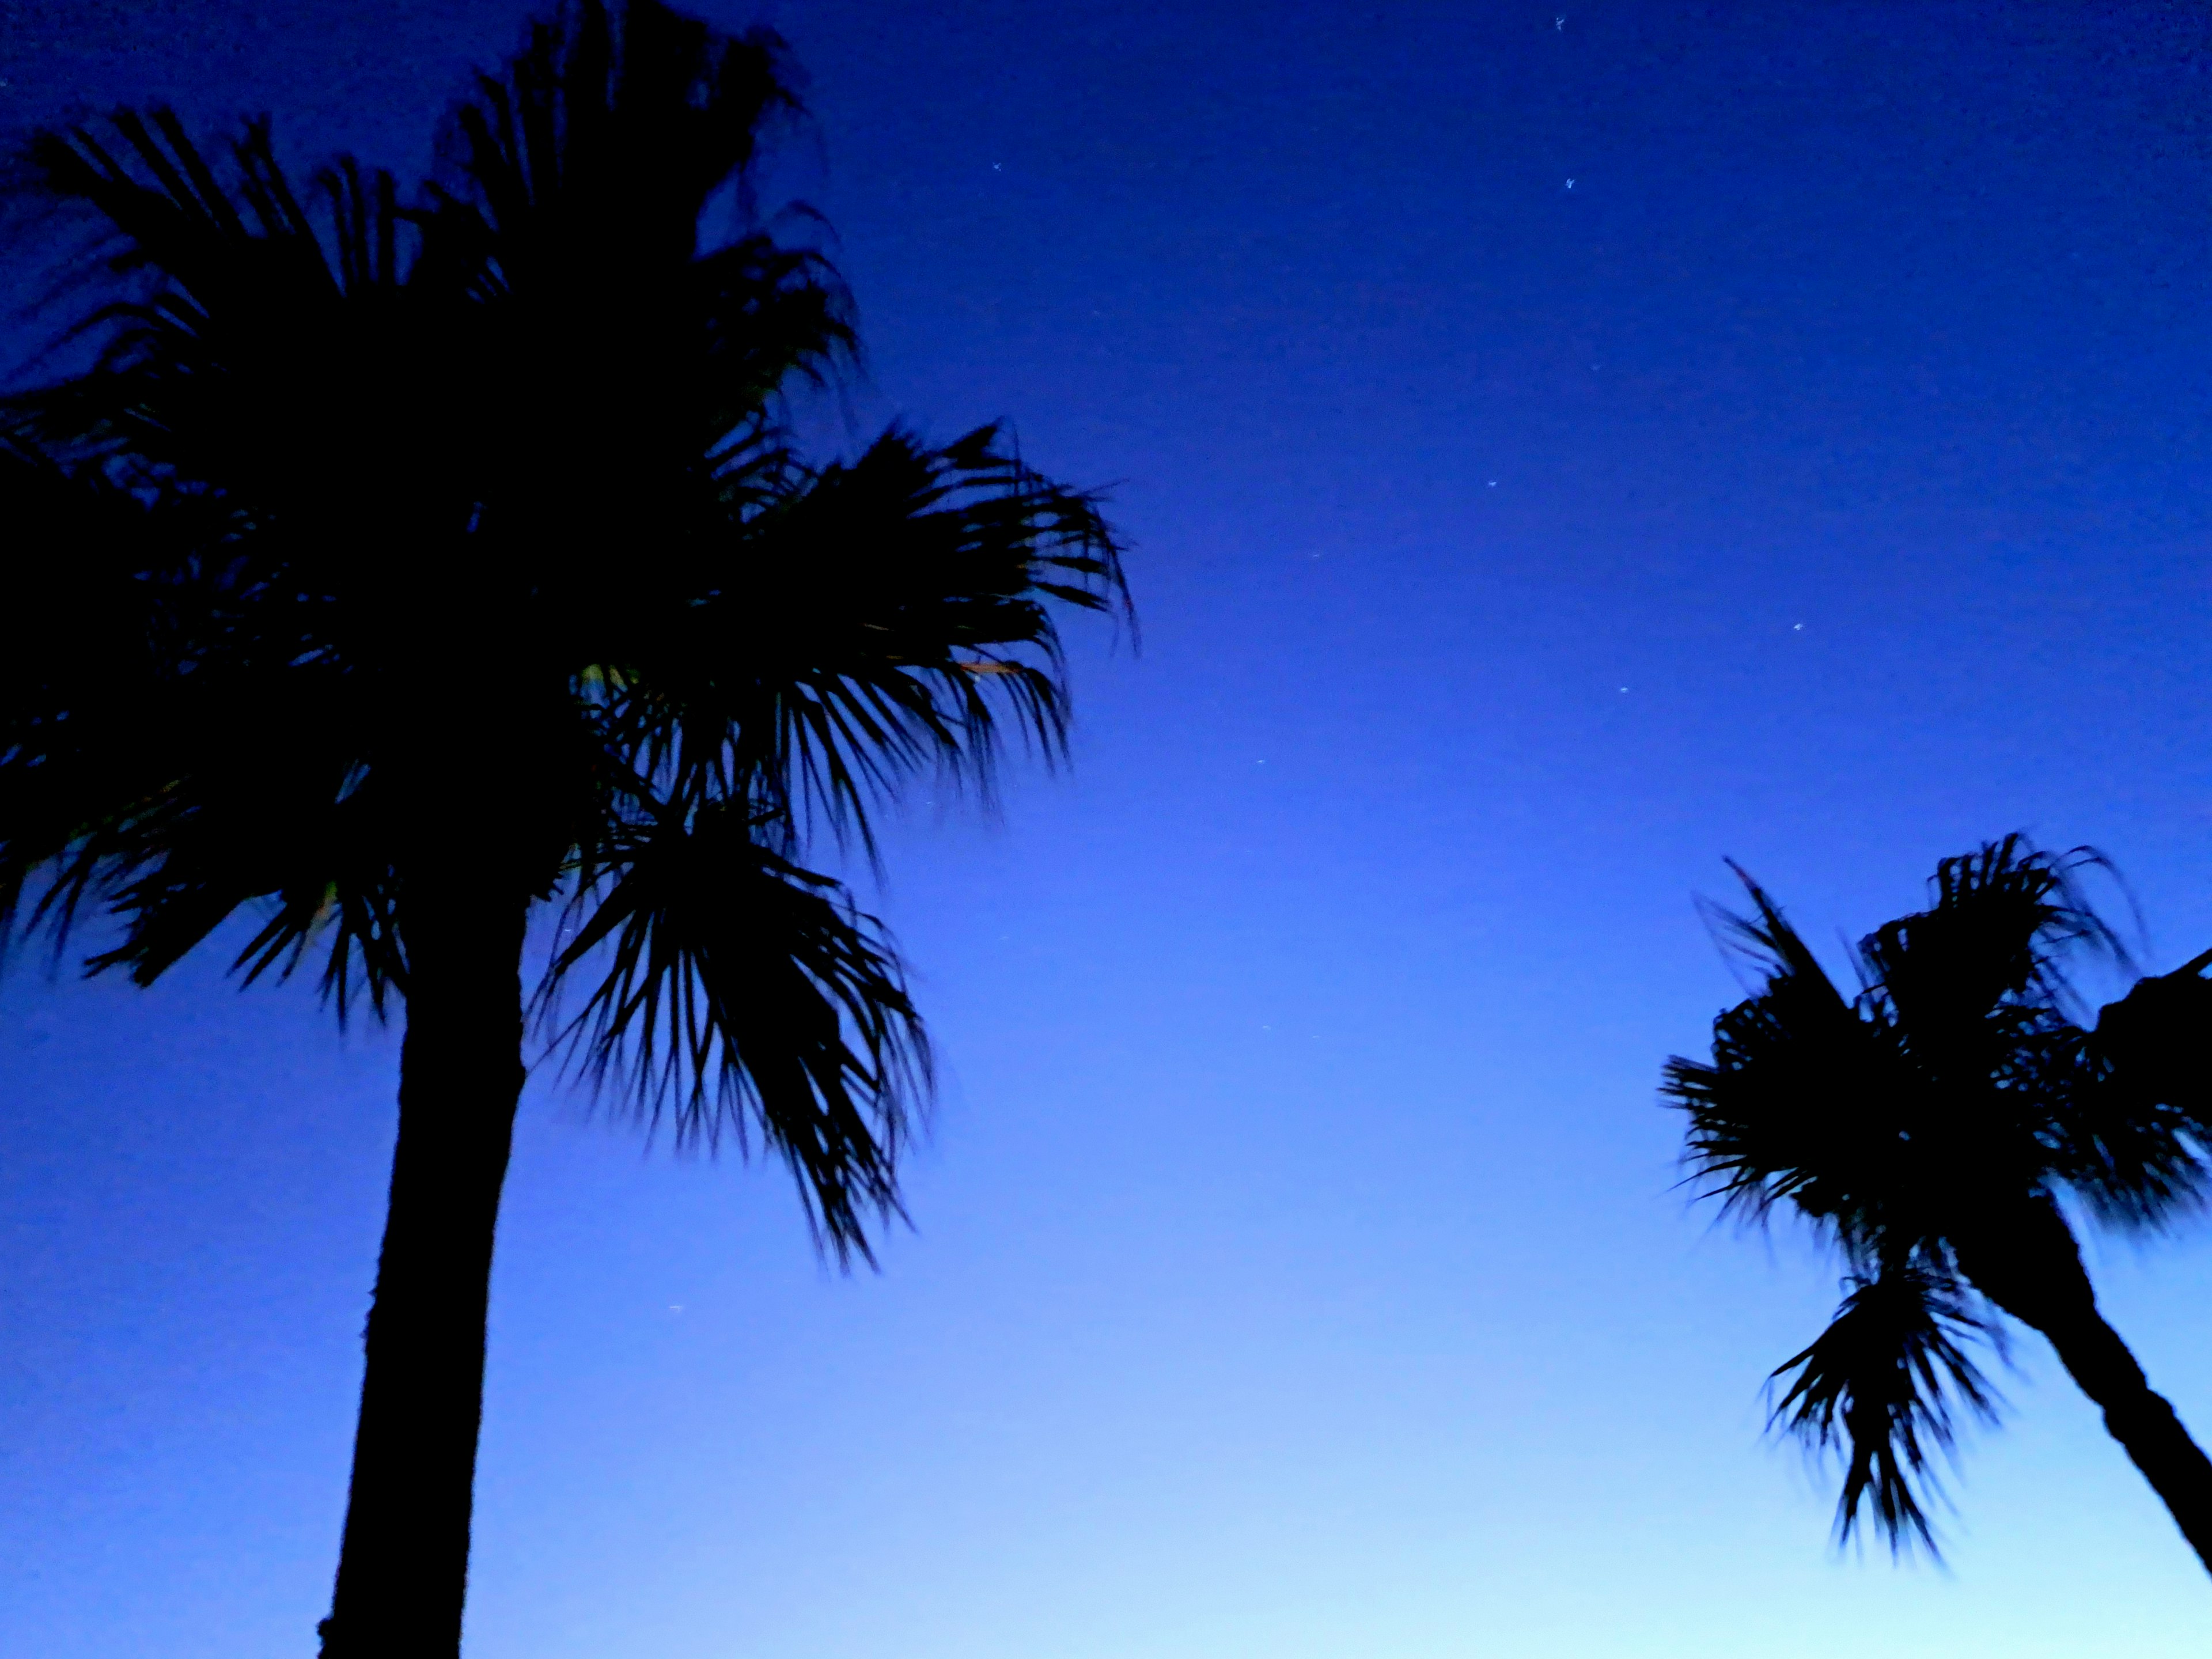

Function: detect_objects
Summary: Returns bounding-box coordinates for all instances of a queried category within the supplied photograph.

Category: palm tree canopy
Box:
[1668,838,2212,1253]
[1663,836,2212,1547]
[0,0,1128,1257]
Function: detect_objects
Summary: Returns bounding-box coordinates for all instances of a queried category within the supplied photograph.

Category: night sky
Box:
[6,2,2212,1654]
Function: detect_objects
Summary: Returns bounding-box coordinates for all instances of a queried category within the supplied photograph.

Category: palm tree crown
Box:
[1,3,1126,1652]
[1664,836,2212,1567]
[1,0,1123,1247]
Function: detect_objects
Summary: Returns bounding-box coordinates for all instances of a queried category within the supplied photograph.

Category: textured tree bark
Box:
[1958,1198,2212,1578]
[317,881,530,1658]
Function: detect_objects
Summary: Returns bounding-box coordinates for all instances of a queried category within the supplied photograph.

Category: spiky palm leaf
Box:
[2069,949,2212,1226]
[1768,1262,2005,1551]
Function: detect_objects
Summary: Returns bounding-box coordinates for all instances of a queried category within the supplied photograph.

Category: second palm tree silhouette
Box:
[1666,836,2212,1573]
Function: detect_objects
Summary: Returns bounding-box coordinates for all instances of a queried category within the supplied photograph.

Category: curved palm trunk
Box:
[1958,1200,2212,1577]
[317,882,530,1659]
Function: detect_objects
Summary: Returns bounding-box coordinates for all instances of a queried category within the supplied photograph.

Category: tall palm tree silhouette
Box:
[0,4,1126,1653]
[1665,837,2212,1572]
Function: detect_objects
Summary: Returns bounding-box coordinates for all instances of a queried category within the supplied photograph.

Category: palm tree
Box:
[0,5,1127,1654]
[1664,836,2212,1572]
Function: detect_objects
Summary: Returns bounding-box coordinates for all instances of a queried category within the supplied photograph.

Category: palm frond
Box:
[0,425,407,1012]
[437,0,841,396]
[543,795,926,1262]
[2059,948,2212,1226]
[20,672,402,1014]
[623,424,1127,847]
[2093,948,2212,1122]
[1664,867,1914,1248]
[5,103,450,537]
[1769,1260,2006,1555]
[18,113,332,358]
[442,0,797,259]
[0,438,185,949]
[1860,835,2129,1037]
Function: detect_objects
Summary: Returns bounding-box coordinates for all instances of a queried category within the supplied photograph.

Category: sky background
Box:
[6,1,2212,1654]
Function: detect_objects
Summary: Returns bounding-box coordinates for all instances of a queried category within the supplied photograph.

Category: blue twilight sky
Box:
[6,1,2212,1654]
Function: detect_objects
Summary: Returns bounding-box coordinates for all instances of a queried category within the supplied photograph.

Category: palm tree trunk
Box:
[317,880,530,1658]
[1957,1199,2212,1577]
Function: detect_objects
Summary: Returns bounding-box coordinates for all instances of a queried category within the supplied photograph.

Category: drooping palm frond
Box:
[2057,949,2212,1228]
[1664,869,1916,1252]
[10,112,426,472]
[0,113,449,1014]
[2090,948,2212,1124]
[1768,1261,2006,1555]
[543,794,925,1262]
[627,423,1128,844]
[0,593,405,1016]
[0,437,179,954]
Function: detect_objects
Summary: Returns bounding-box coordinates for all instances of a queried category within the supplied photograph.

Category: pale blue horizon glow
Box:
[5,2,2212,1654]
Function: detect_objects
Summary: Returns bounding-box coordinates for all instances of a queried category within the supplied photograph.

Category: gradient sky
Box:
[6,2,2212,1654]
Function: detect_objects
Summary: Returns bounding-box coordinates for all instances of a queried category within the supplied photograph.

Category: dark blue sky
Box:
[6,2,2212,1654]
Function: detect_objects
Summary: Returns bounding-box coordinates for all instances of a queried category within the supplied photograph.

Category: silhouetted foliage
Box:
[1665,836,2212,1571]
[1766,1263,2004,1552]
[0,3,1127,1653]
